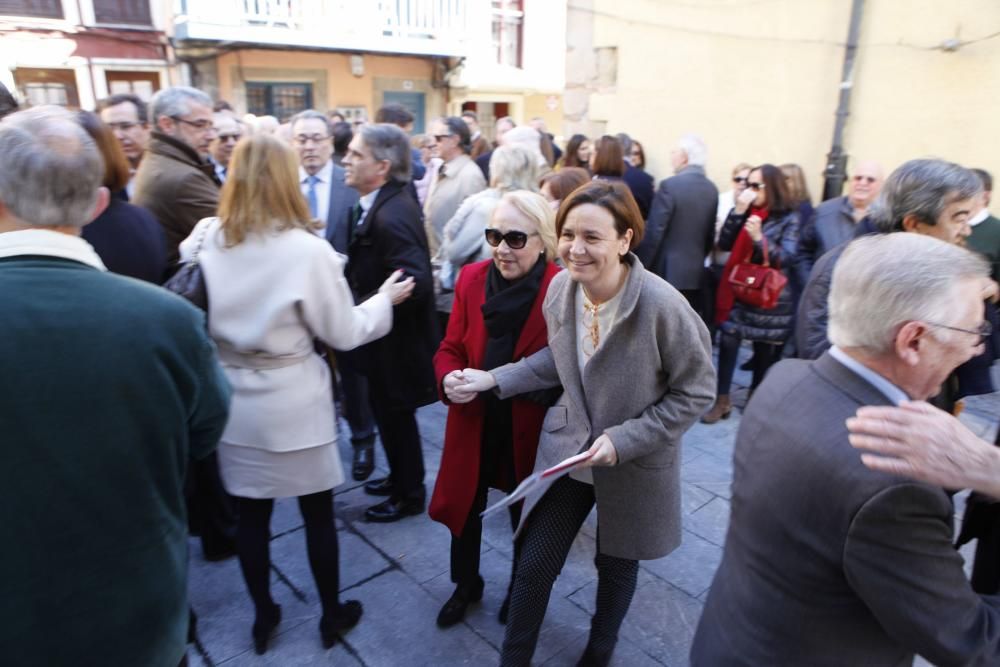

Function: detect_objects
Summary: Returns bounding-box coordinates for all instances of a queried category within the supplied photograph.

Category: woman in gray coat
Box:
[454,181,715,666]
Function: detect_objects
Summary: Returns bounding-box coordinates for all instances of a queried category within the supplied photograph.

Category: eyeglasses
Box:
[171,116,215,131]
[853,175,878,184]
[484,228,538,249]
[747,182,766,191]
[732,176,748,184]
[925,320,992,345]
[107,121,142,132]
[294,134,331,145]
[217,134,242,143]
[434,134,454,142]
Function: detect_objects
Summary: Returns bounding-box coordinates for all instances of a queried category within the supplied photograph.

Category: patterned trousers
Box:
[500,477,639,667]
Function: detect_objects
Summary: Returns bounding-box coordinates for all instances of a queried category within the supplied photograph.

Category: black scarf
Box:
[478,255,547,489]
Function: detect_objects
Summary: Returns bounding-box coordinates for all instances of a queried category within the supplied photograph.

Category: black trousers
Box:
[450,465,521,589]
[369,390,426,501]
[235,490,344,618]
[500,477,638,667]
[716,333,783,396]
[335,352,376,445]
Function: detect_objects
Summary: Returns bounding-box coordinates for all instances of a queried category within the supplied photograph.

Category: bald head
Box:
[849,160,885,209]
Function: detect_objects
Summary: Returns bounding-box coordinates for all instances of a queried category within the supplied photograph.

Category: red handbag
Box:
[727,237,788,309]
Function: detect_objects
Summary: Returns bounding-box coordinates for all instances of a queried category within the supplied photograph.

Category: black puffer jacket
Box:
[719,209,800,344]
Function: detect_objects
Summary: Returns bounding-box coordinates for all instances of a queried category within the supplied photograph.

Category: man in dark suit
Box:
[692,232,1000,666]
[0,106,230,666]
[636,133,718,319]
[291,109,377,480]
[344,122,439,522]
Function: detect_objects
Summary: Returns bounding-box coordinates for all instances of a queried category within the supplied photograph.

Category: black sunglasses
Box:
[732,176,748,184]
[747,181,766,191]
[484,228,537,249]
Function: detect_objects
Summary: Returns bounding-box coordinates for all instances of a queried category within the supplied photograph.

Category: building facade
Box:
[566,0,1000,195]
[1,0,171,109]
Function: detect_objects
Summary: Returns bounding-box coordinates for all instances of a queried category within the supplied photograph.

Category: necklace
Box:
[581,263,629,357]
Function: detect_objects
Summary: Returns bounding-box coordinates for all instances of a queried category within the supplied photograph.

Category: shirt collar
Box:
[359,187,381,214]
[300,160,333,184]
[828,345,908,405]
[0,228,107,270]
[970,208,990,227]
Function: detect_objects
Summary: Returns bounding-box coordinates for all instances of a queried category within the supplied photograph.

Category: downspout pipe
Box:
[822,0,865,201]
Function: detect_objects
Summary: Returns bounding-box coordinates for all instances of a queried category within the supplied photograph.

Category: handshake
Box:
[442,369,497,404]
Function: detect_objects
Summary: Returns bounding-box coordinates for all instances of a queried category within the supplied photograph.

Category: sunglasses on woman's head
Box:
[484,228,537,249]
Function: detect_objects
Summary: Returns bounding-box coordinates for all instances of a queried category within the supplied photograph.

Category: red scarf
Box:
[715,206,770,325]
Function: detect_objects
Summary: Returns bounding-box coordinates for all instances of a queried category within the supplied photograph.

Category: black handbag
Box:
[164,221,210,313]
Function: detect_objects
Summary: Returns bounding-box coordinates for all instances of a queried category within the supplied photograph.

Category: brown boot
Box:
[701,395,732,424]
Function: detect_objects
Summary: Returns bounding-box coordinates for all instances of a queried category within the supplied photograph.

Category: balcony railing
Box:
[175,0,469,57]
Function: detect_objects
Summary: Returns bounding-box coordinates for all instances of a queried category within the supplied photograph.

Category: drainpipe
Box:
[821,0,865,201]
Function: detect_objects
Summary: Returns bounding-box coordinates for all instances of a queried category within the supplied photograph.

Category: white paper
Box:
[480,449,595,519]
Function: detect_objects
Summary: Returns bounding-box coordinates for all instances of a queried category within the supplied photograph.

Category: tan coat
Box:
[423,154,486,255]
[492,254,715,560]
[133,132,219,266]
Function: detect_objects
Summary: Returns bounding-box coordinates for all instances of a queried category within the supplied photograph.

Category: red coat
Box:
[428,259,560,536]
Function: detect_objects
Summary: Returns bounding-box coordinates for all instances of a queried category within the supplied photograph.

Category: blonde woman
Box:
[429,191,561,628]
[436,145,541,314]
[179,134,413,654]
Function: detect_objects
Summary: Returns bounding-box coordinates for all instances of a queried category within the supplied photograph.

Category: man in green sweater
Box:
[969,168,1000,283]
[0,107,230,666]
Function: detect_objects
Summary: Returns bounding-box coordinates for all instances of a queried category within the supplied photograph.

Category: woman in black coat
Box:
[702,163,800,423]
[76,112,167,283]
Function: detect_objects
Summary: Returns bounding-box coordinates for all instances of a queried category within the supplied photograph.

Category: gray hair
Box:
[149,86,212,123]
[488,145,540,192]
[871,158,981,233]
[0,106,103,228]
[615,132,632,155]
[358,123,411,184]
[290,109,331,136]
[677,133,708,167]
[829,233,988,354]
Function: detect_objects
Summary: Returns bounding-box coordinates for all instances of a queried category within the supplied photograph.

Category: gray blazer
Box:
[635,165,718,291]
[492,255,715,560]
[325,163,360,254]
[691,353,1000,666]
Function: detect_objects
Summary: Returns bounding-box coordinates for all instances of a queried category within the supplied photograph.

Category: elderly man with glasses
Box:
[132,86,220,270]
[693,231,1000,666]
[207,111,243,183]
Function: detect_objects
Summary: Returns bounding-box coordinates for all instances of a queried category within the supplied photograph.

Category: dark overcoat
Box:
[346,179,439,408]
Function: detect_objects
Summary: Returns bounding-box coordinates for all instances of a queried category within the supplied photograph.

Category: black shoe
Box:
[364,496,425,522]
[202,539,237,562]
[577,644,612,667]
[739,356,755,372]
[188,608,198,644]
[437,578,485,628]
[251,603,281,655]
[320,600,363,648]
[352,440,375,482]
[364,476,394,496]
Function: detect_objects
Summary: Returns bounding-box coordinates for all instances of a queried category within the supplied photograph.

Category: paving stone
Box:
[642,529,723,598]
[187,544,317,664]
[422,547,592,664]
[337,569,495,666]
[680,449,734,500]
[214,618,361,666]
[340,485,451,584]
[542,633,663,666]
[569,570,703,667]
[684,496,730,548]
[681,481,714,515]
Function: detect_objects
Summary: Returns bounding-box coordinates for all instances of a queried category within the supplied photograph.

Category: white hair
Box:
[677,133,707,167]
[0,106,102,228]
[500,126,547,169]
[828,234,988,354]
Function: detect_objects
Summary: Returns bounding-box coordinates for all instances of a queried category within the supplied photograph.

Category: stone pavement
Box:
[186,358,1000,667]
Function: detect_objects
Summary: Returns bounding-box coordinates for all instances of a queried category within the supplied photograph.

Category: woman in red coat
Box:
[429,190,561,628]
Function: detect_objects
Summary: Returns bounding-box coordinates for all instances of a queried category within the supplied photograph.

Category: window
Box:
[105,70,160,101]
[0,0,64,19]
[246,82,312,122]
[14,68,79,108]
[491,0,523,68]
[92,0,151,25]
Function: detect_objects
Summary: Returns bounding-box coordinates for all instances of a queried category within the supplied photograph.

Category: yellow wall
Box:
[215,49,443,121]
[570,0,1000,196]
